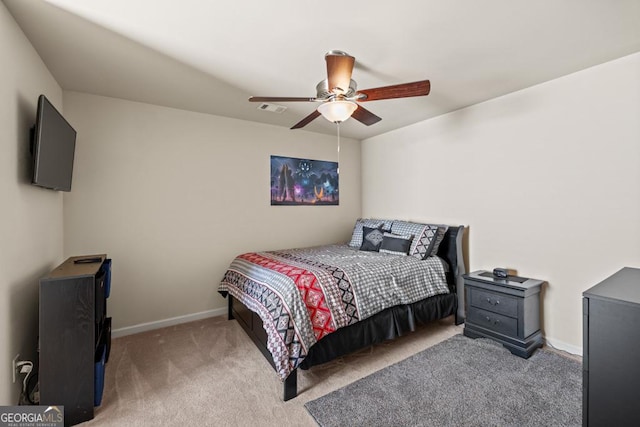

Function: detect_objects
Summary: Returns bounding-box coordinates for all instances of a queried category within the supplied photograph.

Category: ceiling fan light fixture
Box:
[317,100,357,123]
[249,51,430,130]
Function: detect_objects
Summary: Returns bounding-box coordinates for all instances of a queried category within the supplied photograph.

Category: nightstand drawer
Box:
[468,307,518,337]
[470,288,518,318]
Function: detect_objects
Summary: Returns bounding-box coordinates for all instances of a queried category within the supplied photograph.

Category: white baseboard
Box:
[111,309,585,357]
[112,307,227,338]
[544,336,582,356]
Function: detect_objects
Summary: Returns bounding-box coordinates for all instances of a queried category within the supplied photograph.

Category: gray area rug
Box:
[305,334,581,427]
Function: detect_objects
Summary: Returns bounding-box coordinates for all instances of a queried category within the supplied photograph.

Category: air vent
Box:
[257,103,287,114]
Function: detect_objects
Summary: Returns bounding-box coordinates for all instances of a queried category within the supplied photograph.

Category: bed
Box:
[218,220,466,400]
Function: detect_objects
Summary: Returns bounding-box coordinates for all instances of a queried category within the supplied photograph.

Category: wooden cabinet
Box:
[463,270,543,358]
[39,255,111,426]
[583,267,640,427]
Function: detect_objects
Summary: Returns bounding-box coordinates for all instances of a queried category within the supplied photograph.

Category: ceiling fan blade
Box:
[351,104,382,126]
[291,109,321,129]
[357,80,430,102]
[326,51,355,95]
[249,96,316,102]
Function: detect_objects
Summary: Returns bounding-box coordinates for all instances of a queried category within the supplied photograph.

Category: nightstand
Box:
[463,270,543,358]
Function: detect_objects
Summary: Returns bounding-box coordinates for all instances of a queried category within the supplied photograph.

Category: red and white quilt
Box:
[218,244,449,380]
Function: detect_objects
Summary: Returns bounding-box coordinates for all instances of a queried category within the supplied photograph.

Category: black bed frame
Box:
[227,225,467,401]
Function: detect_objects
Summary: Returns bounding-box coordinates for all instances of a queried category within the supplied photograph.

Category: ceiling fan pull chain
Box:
[336,122,341,176]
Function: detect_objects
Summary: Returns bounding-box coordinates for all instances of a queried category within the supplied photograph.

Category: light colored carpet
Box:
[84,315,462,426]
[305,334,582,427]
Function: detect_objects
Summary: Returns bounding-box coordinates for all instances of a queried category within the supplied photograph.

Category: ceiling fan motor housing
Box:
[316,79,358,100]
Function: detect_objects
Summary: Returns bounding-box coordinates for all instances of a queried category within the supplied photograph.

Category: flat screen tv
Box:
[31,95,76,191]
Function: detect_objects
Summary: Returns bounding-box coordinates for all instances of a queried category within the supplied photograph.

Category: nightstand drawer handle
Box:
[485,316,501,325]
[486,297,500,305]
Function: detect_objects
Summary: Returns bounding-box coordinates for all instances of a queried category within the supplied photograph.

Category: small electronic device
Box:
[493,268,510,279]
[74,257,102,264]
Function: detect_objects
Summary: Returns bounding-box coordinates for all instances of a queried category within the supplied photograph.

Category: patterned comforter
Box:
[218,244,450,380]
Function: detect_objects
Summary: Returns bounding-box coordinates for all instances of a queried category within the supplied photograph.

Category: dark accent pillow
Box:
[379,232,413,256]
[430,225,449,257]
[360,227,385,252]
[348,219,386,247]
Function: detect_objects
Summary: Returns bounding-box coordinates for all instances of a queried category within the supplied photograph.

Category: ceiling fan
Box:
[249,50,431,129]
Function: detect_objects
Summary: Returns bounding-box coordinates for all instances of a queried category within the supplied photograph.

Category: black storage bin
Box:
[102,259,112,298]
[95,269,106,323]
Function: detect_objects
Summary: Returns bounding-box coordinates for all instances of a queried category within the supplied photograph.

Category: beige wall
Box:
[62,92,361,331]
[3,1,635,408]
[0,3,64,404]
[361,52,640,353]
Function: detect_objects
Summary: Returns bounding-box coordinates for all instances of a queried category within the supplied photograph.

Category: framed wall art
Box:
[270,155,339,206]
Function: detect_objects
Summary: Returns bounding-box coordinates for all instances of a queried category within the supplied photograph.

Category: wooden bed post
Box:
[452,225,466,324]
[227,294,298,399]
[227,294,234,320]
[284,369,297,401]
[455,310,464,325]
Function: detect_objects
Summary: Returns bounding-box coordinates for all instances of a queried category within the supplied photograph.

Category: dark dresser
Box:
[583,267,640,427]
[39,255,112,426]
[463,270,543,358]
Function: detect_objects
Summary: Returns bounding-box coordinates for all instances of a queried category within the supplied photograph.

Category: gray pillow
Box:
[430,225,449,257]
[390,221,448,259]
[379,232,413,256]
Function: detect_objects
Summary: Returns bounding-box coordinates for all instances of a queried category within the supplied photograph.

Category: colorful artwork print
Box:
[270,155,339,205]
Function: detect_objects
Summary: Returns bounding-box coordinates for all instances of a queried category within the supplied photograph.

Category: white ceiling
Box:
[5,0,640,140]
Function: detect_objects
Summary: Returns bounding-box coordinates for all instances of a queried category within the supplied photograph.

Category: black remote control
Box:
[74,257,102,264]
